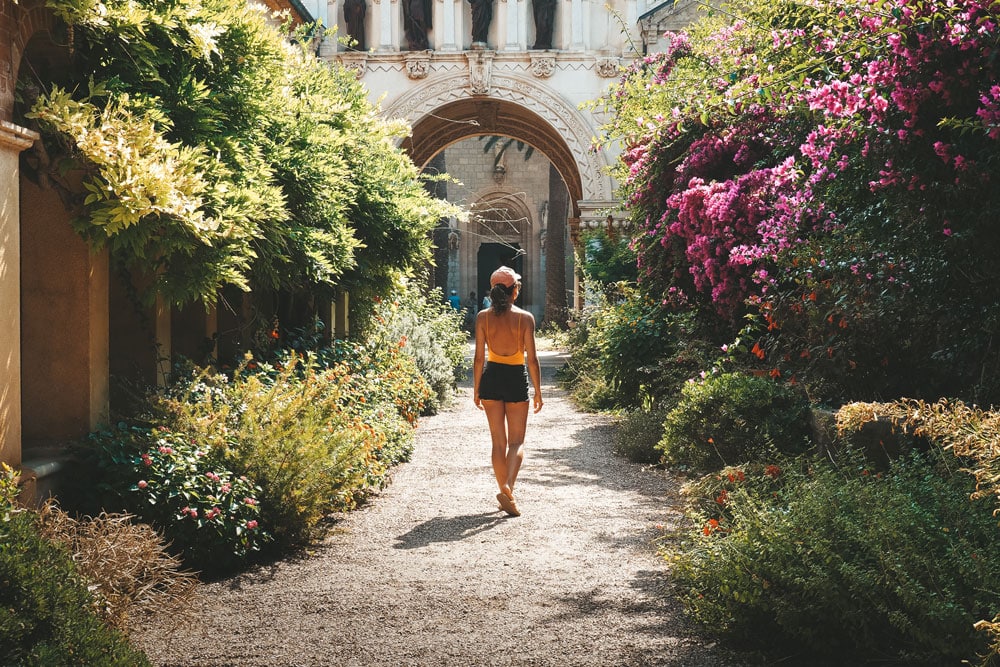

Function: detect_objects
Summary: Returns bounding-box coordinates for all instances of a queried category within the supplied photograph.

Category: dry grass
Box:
[35,502,199,633]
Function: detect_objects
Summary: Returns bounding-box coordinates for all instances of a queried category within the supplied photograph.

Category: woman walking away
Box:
[473,266,543,517]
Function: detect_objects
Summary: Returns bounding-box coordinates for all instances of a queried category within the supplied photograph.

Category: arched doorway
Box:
[477,243,523,306]
[403,98,581,326]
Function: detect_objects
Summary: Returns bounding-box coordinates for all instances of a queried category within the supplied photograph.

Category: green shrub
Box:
[668,450,1000,665]
[0,468,150,666]
[658,372,811,470]
[613,408,669,464]
[561,287,720,411]
[81,423,270,574]
[367,282,469,414]
[166,356,380,547]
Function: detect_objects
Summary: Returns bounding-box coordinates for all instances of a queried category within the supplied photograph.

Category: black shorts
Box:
[479,362,529,403]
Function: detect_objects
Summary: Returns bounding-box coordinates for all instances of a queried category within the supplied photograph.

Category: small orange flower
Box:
[751,342,765,359]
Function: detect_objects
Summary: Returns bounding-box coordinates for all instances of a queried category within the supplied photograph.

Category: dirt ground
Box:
[135,348,744,667]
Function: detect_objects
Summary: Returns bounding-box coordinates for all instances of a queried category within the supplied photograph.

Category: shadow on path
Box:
[393,511,506,549]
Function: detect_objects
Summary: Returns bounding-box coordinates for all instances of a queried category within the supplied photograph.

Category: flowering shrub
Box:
[84,424,269,573]
[157,355,387,547]
[592,0,1000,404]
[668,450,1000,664]
[658,372,811,470]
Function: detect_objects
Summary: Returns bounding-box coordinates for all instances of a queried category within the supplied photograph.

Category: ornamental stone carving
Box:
[466,50,494,95]
[530,55,555,78]
[337,55,368,79]
[406,54,431,79]
[595,56,620,78]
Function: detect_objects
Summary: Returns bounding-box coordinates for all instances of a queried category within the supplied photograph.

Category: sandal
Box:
[496,492,521,517]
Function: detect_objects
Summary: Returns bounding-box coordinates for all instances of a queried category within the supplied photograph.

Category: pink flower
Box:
[141,453,152,466]
[137,480,148,489]
[247,520,259,530]
[244,497,257,506]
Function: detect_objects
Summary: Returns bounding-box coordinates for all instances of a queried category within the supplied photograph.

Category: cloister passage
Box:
[404,99,580,324]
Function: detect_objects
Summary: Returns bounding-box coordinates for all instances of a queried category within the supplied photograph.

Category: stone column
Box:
[438,0,459,50]
[0,121,38,469]
[376,0,395,51]
[570,0,584,49]
[518,0,529,50]
[503,0,519,49]
[496,0,508,49]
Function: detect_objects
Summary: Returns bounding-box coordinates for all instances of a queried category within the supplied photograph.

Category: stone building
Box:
[309,0,697,319]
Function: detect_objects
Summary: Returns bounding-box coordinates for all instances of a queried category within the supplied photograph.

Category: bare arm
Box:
[523,312,543,413]
[473,310,487,410]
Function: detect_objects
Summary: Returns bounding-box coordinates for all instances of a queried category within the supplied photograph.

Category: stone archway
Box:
[389,73,615,318]
[388,72,615,221]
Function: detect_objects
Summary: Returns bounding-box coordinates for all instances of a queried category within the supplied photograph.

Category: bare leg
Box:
[482,399,513,499]
[504,401,529,494]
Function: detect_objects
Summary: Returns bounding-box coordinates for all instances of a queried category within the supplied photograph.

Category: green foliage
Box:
[155,356,383,548]
[562,287,722,410]
[659,372,811,470]
[78,338,431,563]
[837,398,1000,513]
[365,282,469,414]
[81,422,270,573]
[0,499,150,666]
[612,408,668,464]
[579,229,638,287]
[25,0,455,307]
[669,450,1000,665]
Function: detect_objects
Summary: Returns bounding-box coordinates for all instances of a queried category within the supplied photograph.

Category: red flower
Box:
[764,464,781,479]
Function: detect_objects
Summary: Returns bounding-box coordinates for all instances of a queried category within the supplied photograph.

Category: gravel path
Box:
[136,348,742,666]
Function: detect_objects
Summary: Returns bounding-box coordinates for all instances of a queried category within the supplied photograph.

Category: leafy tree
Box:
[21,0,454,309]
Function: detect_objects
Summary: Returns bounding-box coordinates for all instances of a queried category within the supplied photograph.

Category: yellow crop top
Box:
[486,311,525,365]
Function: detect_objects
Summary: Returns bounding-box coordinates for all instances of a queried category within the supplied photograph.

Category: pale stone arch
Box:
[386,72,614,219]
[470,186,534,243]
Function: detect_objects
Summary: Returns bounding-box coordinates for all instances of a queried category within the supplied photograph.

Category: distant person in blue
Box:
[448,289,461,311]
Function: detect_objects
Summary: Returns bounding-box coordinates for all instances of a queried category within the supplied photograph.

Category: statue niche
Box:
[531,0,556,50]
[468,0,494,46]
[343,0,367,50]
[403,0,433,50]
